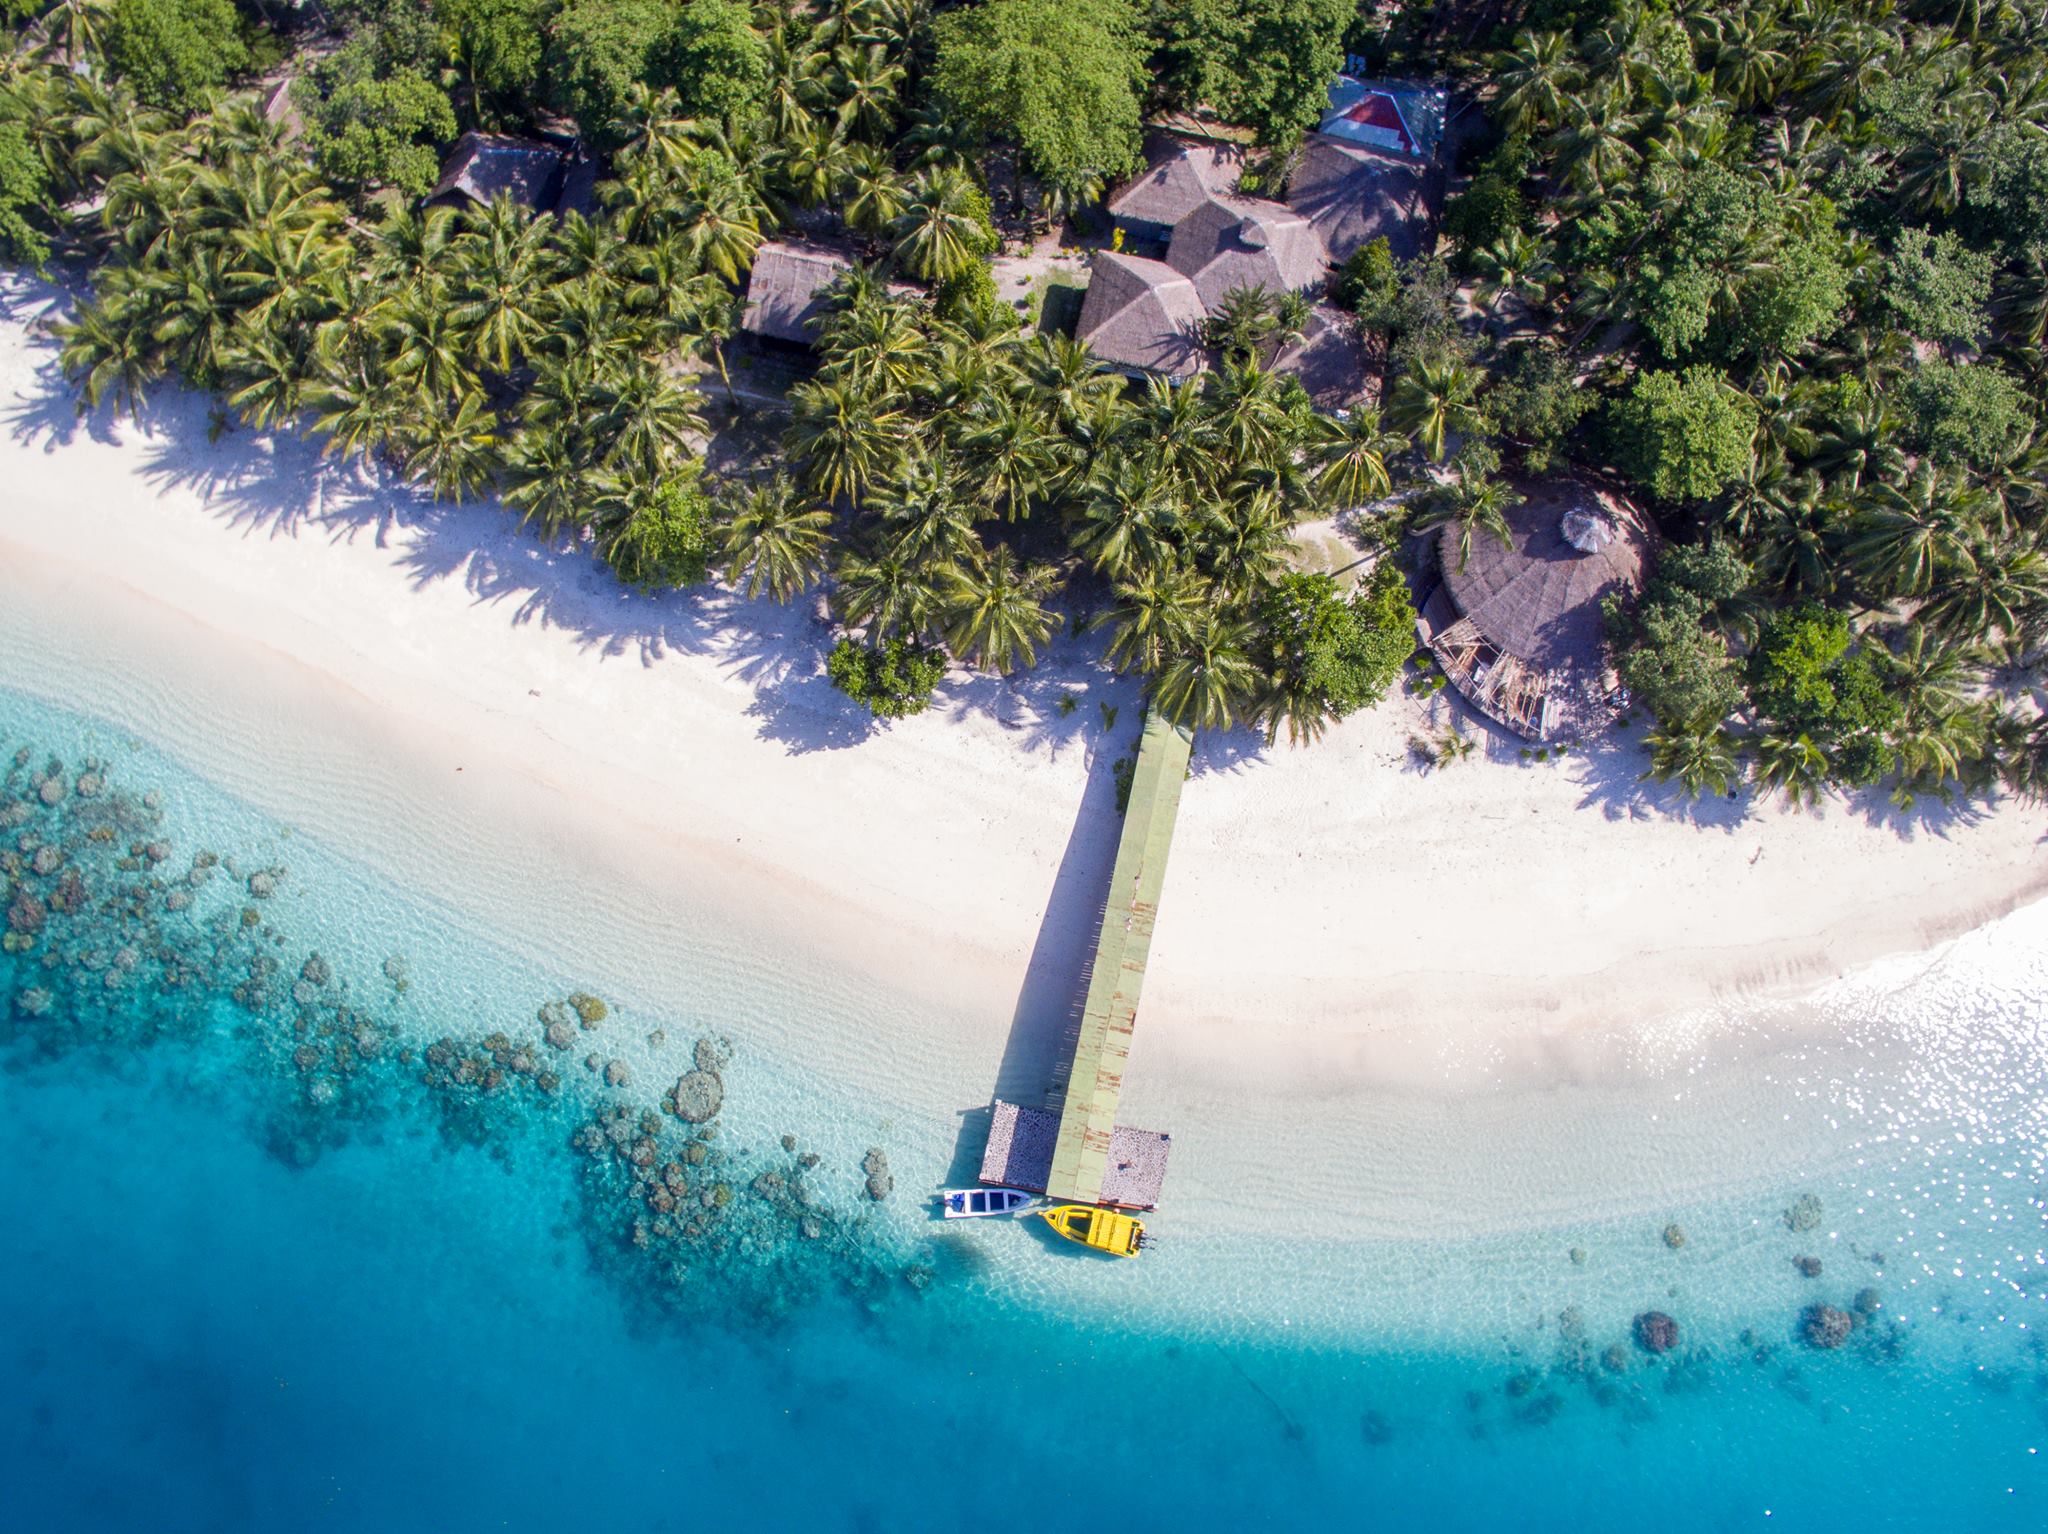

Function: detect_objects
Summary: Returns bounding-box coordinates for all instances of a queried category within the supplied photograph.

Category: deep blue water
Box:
[3,687,2046,1531]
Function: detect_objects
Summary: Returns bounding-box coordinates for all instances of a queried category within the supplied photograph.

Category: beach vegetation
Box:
[827,635,947,718]
[3,0,2045,800]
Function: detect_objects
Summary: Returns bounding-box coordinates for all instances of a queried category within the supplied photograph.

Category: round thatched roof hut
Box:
[1420,480,1653,739]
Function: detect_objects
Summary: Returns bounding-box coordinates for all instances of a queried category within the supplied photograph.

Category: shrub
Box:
[827,637,948,718]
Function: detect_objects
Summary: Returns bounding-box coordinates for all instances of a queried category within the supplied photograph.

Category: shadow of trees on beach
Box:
[4,270,2026,841]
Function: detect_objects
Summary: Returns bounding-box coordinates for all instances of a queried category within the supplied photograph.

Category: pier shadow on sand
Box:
[942,735,1128,1188]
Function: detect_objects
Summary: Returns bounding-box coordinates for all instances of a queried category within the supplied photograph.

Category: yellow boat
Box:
[1038,1203,1146,1258]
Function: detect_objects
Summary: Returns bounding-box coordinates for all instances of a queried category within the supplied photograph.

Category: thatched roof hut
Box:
[740,240,854,345]
[428,133,568,213]
[1075,249,1209,379]
[1419,480,1652,739]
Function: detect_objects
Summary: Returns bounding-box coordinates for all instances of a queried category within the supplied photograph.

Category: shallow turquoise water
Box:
[3,683,2046,1531]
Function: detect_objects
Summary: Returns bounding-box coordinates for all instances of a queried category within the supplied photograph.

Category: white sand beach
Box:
[2,276,2044,1141]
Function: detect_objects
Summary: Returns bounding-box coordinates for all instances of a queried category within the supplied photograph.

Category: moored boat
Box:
[939,1186,1037,1219]
[1038,1203,1146,1257]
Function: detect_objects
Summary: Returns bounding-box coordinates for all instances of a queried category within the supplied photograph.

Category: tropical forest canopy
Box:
[0,0,2044,806]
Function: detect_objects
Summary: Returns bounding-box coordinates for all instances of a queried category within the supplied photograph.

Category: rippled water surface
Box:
[2,682,2046,1531]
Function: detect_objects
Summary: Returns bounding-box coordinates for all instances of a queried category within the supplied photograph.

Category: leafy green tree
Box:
[602,474,715,589]
[1746,605,1899,786]
[548,0,674,143]
[1609,367,1758,504]
[1882,227,1994,352]
[1899,362,2035,471]
[927,0,1147,186]
[1254,565,1414,745]
[1482,341,1588,473]
[827,636,948,718]
[441,0,551,122]
[103,0,249,110]
[1156,0,1352,146]
[299,67,458,198]
[0,120,52,268]
[1606,543,1753,728]
[1735,236,1849,359]
[663,0,771,126]
[1331,236,1398,317]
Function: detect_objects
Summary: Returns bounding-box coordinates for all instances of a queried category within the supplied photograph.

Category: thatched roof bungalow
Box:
[1418,480,1653,740]
[429,133,569,214]
[740,240,855,345]
[1075,250,1209,380]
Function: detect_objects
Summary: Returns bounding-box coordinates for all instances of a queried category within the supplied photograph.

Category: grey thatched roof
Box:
[1272,304,1373,410]
[1285,136,1430,264]
[428,133,568,213]
[1439,480,1652,670]
[1108,138,1248,229]
[1165,194,1327,309]
[1076,249,1209,378]
[741,240,853,344]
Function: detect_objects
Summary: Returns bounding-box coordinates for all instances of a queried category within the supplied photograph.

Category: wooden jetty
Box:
[980,709,1191,1210]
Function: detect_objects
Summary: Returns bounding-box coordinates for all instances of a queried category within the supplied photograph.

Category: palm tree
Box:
[584,358,704,481]
[942,545,1063,674]
[405,391,502,502]
[959,396,1063,521]
[722,477,835,602]
[55,296,154,417]
[447,196,559,375]
[1204,284,1282,362]
[1846,462,1985,598]
[1751,728,1830,810]
[1470,230,1557,322]
[875,455,980,571]
[841,144,907,238]
[1496,29,1579,131]
[1413,466,1514,572]
[1811,395,1904,489]
[1070,463,1181,579]
[1094,562,1205,676]
[786,376,905,502]
[1153,614,1258,730]
[1388,357,1484,462]
[380,283,482,405]
[1916,542,2048,643]
[372,203,460,287]
[827,41,906,139]
[1310,408,1406,508]
[502,423,595,540]
[890,166,991,282]
[833,544,945,641]
[1642,712,1743,798]
[778,121,859,209]
[1546,93,1643,196]
[675,156,768,284]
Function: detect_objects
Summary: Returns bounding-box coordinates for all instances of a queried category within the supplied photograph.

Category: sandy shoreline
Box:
[2,279,2044,1118]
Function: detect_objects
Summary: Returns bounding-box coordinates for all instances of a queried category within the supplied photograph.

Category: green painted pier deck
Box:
[1041,710,1192,1206]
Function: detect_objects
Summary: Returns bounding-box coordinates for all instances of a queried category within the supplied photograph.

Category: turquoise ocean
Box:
[3,675,2046,1533]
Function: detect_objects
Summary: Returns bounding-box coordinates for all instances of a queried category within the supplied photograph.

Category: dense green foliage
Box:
[827,635,947,717]
[103,0,248,110]
[1438,0,2048,804]
[927,0,1148,194]
[2,0,2045,797]
[0,119,49,267]
[1157,0,1353,147]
